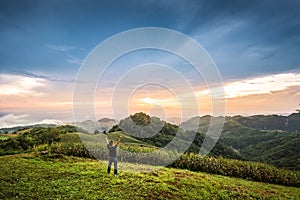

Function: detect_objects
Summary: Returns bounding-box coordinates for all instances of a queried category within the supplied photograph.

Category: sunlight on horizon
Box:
[1,72,300,123]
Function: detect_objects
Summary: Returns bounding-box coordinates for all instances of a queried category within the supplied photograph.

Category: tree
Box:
[130,112,150,126]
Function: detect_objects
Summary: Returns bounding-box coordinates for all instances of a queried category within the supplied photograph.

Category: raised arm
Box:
[105,134,109,145]
[115,136,123,146]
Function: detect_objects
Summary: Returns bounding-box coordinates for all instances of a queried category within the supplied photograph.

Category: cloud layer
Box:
[0,74,45,95]
[224,73,300,98]
[0,71,300,127]
[0,113,63,128]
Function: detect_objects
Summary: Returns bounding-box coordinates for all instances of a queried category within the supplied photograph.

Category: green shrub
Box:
[170,153,300,187]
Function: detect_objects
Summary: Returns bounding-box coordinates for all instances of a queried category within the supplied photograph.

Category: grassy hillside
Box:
[181,115,300,170]
[0,154,299,200]
[1,124,299,184]
[38,131,300,187]
[240,134,300,169]
[1,125,299,198]
[112,113,241,159]
[60,131,158,150]
[2,112,298,170]
[219,118,300,170]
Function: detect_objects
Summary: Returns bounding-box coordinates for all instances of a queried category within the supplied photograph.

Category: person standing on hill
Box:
[105,135,122,176]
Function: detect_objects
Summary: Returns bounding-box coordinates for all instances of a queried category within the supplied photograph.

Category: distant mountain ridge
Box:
[0,118,117,134]
[0,124,57,134]
[98,118,116,123]
[233,113,300,132]
[72,118,117,133]
[180,113,300,133]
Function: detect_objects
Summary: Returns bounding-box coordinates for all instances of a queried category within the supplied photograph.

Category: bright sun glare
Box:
[143,97,156,104]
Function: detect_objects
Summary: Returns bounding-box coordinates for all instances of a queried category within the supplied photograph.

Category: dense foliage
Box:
[0,125,77,155]
[219,118,300,170]
[182,115,300,170]
[171,153,299,187]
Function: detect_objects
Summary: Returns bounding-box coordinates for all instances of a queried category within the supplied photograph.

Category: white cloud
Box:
[224,73,300,98]
[66,55,83,65]
[0,113,63,128]
[142,97,170,104]
[0,74,46,95]
[0,113,29,128]
[46,44,81,52]
[32,119,63,126]
[246,46,276,59]
[0,73,76,114]
[198,73,300,99]
[46,44,83,65]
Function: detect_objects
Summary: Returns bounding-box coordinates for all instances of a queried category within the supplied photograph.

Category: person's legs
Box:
[113,157,118,175]
[107,158,113,174]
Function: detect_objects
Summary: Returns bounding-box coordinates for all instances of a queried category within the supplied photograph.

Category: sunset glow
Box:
[1,72,300,126]
[0,1,299,127]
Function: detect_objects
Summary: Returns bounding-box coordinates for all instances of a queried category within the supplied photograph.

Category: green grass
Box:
[60,131,153,146]
[59,132,158,153]
[39,132,300,186]
[0,154,299,199]
[0,135,10,141]
[43,141,300,186]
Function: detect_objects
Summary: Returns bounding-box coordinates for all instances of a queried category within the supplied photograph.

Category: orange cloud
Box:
[1,72,299,120]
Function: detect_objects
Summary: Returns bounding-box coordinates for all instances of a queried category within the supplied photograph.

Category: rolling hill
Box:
[111,113,241,159]
[1,112,299,170]
[182,114,300,170]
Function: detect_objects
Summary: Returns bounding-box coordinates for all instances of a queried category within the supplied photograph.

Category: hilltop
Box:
[0,154,299,199]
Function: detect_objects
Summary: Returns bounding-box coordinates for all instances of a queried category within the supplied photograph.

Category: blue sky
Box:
[1,0,299,78]
[0,0,300,126]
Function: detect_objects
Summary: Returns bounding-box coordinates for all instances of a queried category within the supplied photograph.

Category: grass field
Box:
[0,154,299,199]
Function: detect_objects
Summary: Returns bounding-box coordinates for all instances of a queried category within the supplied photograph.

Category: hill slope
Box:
[181,115,300,170]
[0,154,299,199]
[112,113,241,159]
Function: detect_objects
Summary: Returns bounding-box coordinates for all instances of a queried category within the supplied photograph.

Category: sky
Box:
[0,0,300,127]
